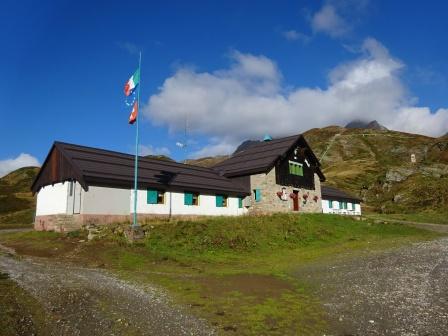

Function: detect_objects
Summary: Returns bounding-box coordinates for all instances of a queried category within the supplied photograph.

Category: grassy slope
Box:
[304,127,448,214]
[0,167,39,227]
[185,155,229,168]
[0,214,441,335]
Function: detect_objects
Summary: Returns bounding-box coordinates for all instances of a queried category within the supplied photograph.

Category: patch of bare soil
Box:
[6,241,78,258]
[199,274,294,299]
[0,252,215,336]
[294,238,448,335]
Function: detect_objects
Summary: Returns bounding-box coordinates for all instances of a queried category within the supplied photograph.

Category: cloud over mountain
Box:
[144,38,448,157]
[0,153,40,177]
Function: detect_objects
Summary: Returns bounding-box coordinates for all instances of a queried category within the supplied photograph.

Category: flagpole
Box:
[132,51,142,228]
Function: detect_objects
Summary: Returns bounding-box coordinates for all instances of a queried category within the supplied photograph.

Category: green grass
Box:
[141,214,437,263]
[0,208,35,228]
[0,214,442,335]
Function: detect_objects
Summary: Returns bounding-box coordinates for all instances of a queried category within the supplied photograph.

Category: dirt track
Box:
[0,250,214,336]
[295,237,448,335]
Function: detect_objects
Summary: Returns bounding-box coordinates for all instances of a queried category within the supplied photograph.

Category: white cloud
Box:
[189,140,236,159]
[145,38,448,157]
[0,153,40,178]
[310,0,370,38]
[311,4,348,37]
[282,30,310,43]
[139,145,171,157]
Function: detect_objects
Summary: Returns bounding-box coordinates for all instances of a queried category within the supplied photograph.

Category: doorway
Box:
[73,182,81,214]
[292,190,299,211]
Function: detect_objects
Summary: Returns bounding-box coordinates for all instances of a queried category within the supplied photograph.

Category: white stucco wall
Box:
[322,199,362,216]
[36,182,69,216]
[36,183,247,218]
[81,186,130,215]
[132,190,247,216]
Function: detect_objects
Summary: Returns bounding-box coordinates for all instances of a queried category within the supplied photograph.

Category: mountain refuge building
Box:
[31,134,360,232]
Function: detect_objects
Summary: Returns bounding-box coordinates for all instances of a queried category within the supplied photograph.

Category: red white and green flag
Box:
[124,68,140,97]
[128,101,138,124]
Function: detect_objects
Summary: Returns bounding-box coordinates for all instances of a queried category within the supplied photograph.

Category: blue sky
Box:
[1,0,448,176]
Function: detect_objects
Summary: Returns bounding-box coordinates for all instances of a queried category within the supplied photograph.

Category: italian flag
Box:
[124,68,140,97]
[128,102,138,124]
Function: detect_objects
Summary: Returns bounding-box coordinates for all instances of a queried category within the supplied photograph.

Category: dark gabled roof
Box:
[213,134,324,180]
[321,186,362,203]
[31,142,250,196]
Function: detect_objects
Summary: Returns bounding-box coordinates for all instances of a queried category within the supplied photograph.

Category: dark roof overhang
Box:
[31,141,250,196]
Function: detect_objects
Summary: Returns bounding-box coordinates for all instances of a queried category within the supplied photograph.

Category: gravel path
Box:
[0,250,215,336]
[295,238,448,335]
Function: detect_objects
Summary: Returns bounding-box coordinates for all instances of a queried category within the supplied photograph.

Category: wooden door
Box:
[293,190,299,211]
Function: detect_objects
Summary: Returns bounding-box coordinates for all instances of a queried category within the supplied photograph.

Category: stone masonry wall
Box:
[34,214,130,232]
[248,167,322,214]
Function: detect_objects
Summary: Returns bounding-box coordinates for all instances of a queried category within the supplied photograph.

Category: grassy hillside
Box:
[303,126,448,214]
[0,166,39,226]
[185,155,229,168]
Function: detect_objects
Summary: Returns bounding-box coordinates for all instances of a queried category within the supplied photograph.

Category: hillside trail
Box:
[0,242,215,336]
[294,237,448,335]
[367,217,448,233]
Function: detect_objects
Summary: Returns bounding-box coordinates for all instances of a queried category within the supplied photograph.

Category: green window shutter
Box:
[238,197,243,208]
[329,200,333,208]
[216,195,223,207]
[289,161,303,176]
[184,192,193,205]
[147,189,158,204]
[255,189,261,202]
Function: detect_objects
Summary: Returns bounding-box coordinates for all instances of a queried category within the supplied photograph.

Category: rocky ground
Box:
[0,245,215,336]
[295,236,448,335]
